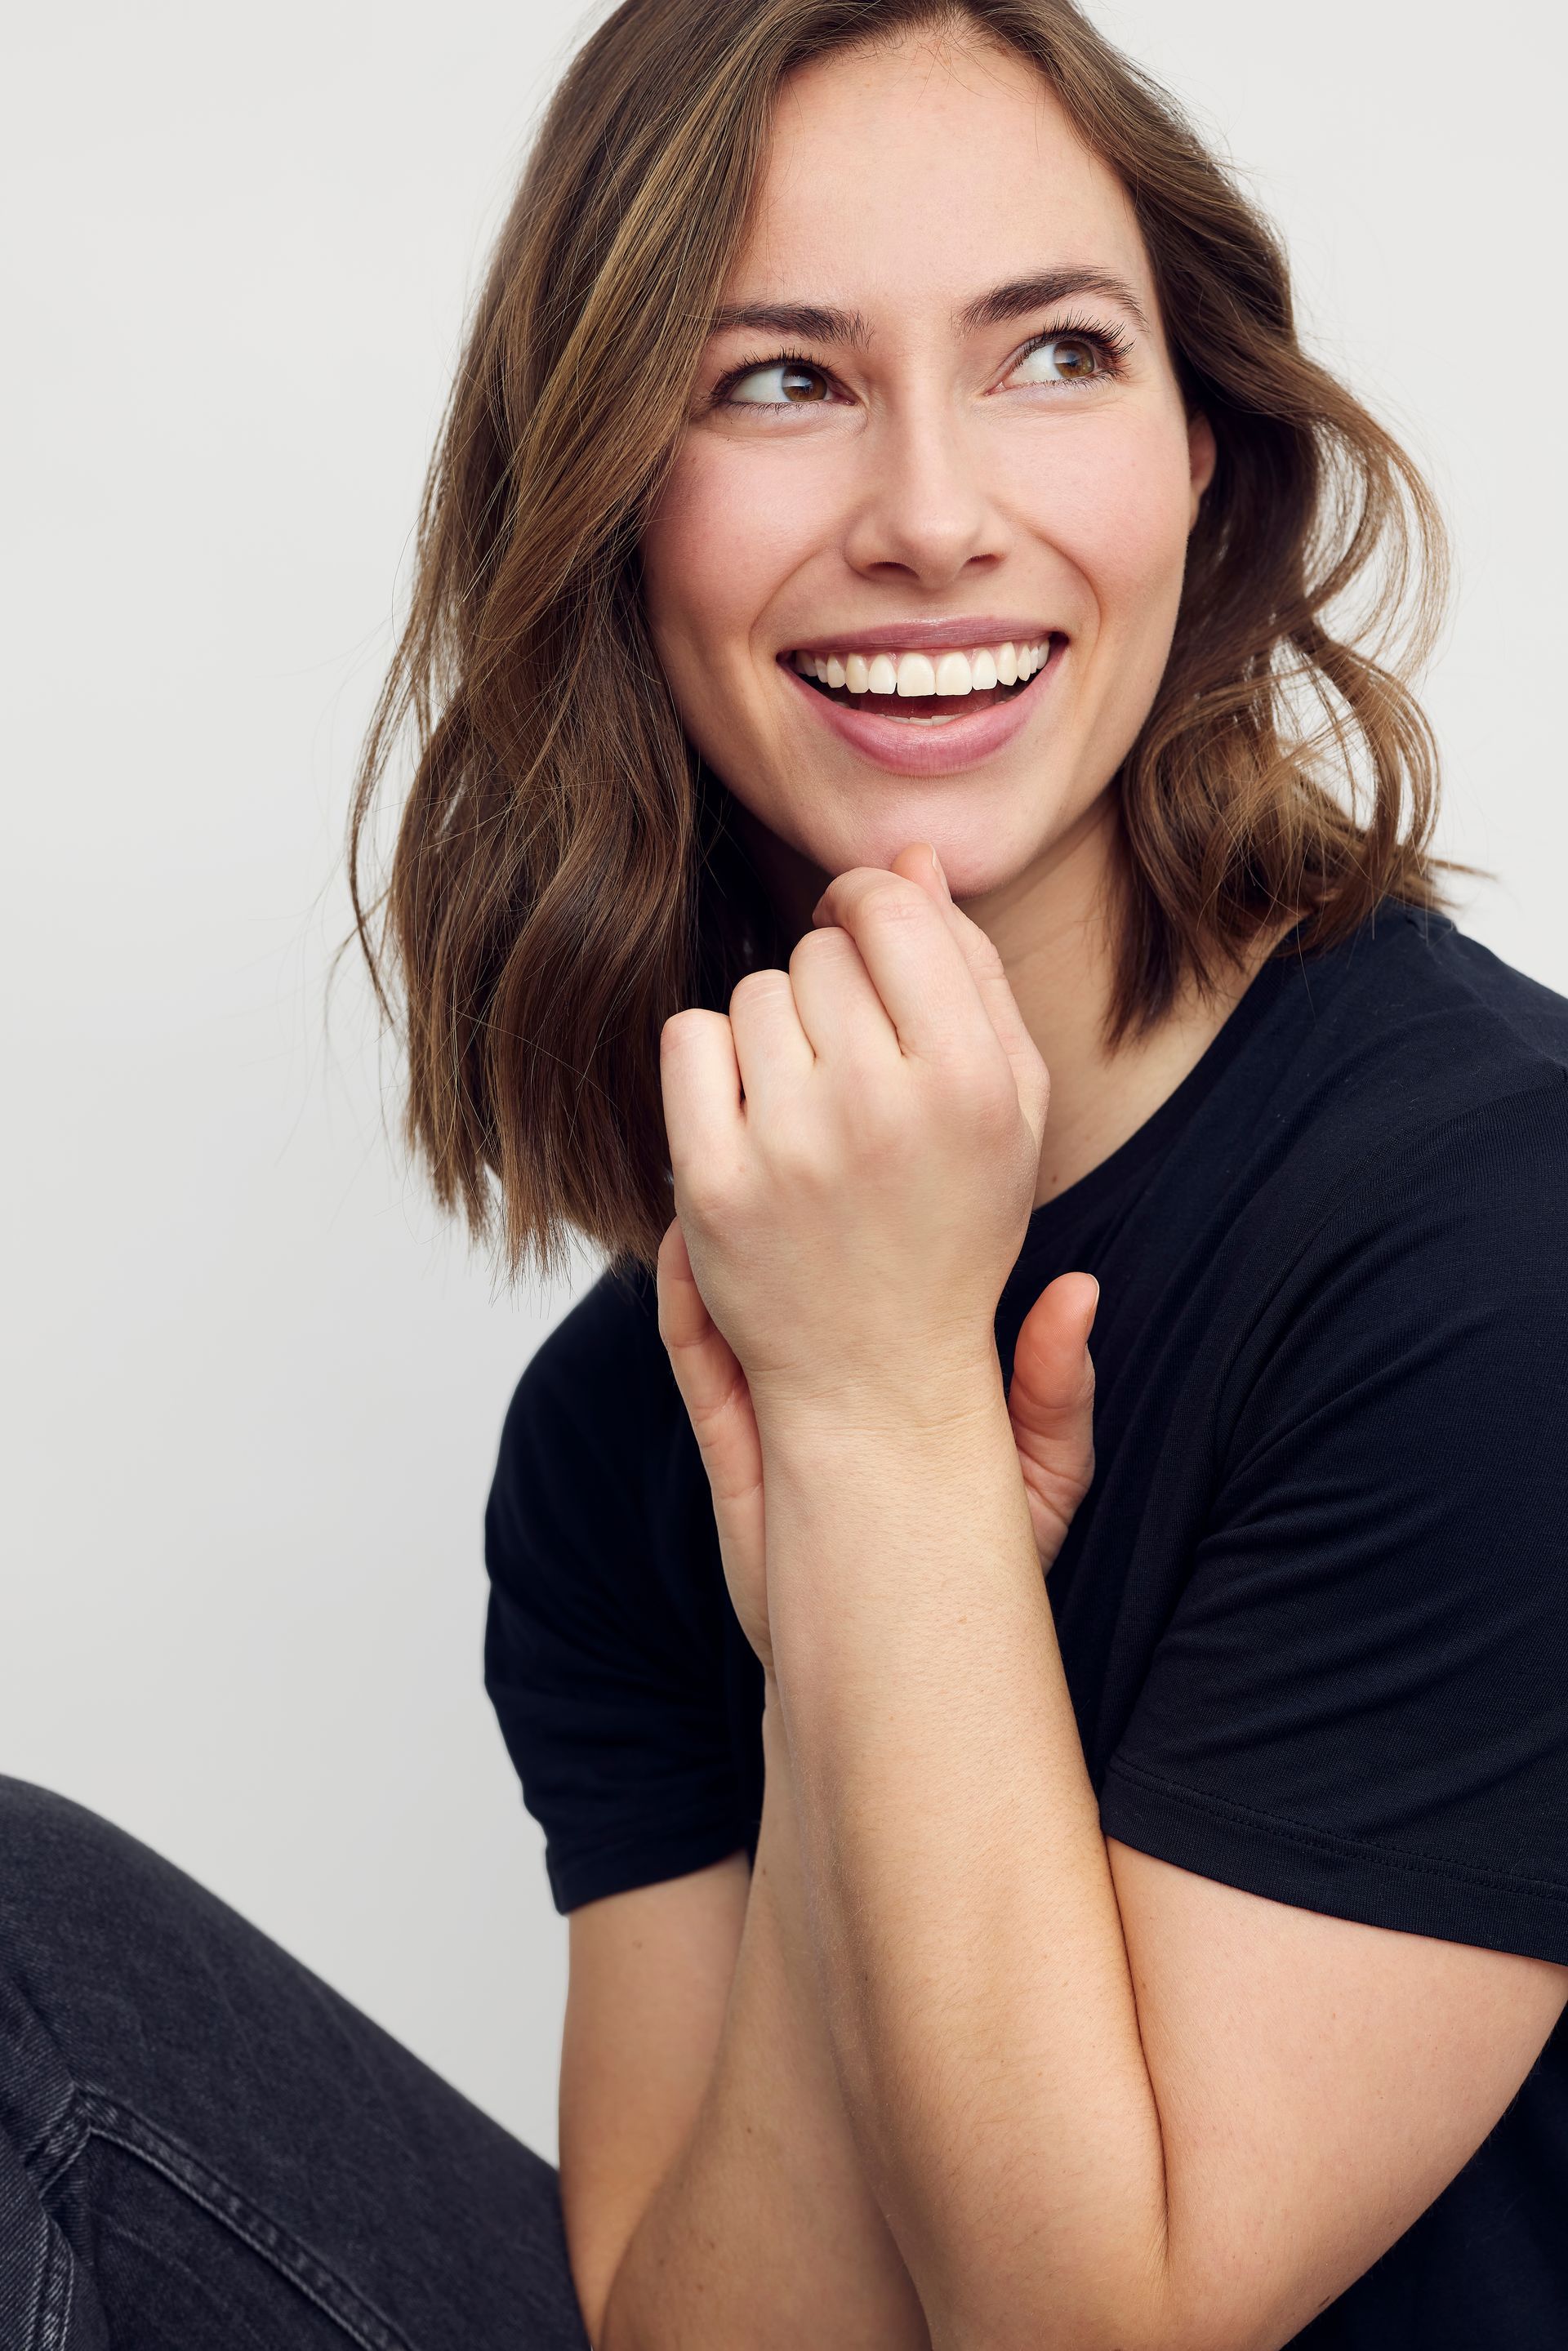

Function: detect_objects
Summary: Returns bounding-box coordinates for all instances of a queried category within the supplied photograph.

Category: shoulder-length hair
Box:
[347,0,1474,1287]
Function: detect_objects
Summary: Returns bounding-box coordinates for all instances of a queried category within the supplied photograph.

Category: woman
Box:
[4,0,1565,2344]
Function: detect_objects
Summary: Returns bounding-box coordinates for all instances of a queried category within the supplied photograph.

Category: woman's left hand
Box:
[657,840,1050,1428]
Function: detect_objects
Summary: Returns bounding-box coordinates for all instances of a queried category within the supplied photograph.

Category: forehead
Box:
[728,34,1148,312]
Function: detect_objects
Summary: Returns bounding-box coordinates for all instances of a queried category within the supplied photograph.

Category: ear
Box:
[1186,409,1218,528]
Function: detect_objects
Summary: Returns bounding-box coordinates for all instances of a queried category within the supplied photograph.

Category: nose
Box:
[840,396,1011,591]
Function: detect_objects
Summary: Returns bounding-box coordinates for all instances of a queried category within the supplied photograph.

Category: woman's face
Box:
[639,33,1214,912]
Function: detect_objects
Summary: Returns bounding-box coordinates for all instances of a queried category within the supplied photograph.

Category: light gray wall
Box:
[2,0,1560,2169]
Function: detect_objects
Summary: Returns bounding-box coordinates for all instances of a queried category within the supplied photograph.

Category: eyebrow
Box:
[959,268,1150,336]
[708,268,1150,349]
[709,299,874,348]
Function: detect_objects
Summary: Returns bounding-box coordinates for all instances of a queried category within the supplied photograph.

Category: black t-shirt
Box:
[484,899,1568,2348]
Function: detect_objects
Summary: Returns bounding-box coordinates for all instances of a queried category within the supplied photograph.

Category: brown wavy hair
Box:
[346,0,1477,1288]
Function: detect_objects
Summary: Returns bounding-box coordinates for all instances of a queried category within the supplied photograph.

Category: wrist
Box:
[751,1349,1007,1461]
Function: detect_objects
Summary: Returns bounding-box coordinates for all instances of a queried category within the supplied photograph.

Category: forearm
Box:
[759,1374,1171,2351]
[600,1690,930,2351]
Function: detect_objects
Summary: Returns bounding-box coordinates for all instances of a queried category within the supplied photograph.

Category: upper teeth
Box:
[791,639,1049,696]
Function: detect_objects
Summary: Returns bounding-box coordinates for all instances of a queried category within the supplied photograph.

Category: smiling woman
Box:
[376,7,1568,2351]
[346,0,1456,1285]
[7,4,1566,2351]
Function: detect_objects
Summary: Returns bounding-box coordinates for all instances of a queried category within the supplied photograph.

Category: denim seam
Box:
[32,2217,74,2351]
[18,2077,82,2182]
[30,2082,418,2351]
[29,2095,91,2203]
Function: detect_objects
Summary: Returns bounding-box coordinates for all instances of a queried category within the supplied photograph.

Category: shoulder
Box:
[1203,910,1568,1420]
[1239,904,1568,1239]
[1285,901,1565,1099]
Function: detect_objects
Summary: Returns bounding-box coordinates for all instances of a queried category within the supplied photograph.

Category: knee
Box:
[0,1774,112,1837]
[0,1775,172,1957]
[0,1775,217,2095]
[0,1774,131,1882]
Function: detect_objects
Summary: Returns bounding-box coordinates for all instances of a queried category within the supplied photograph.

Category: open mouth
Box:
[783,635,1058,724]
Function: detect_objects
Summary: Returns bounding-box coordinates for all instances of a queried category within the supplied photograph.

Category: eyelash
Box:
[710,312,1134,411]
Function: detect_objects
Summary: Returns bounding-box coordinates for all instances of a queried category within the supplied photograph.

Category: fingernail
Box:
[929,844,951,898]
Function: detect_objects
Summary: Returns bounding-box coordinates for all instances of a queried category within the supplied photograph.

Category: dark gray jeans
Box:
[0,1777,592,2349]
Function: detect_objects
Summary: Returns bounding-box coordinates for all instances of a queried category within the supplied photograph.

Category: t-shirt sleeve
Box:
[1098,1073,1568,1965]
[483,1265,755,1915]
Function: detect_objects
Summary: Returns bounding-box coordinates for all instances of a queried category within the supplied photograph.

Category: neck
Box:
[737,790,1290,1215]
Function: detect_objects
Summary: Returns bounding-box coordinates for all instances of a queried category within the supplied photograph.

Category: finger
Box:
[785,922,902,1067]
[660,1006,743,1193]
[655,1218,764,1523]
[808,862,1004,1072]
[885,842,1051,1143]
[726,964,816,1111]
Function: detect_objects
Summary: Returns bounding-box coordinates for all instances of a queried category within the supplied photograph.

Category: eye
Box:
[1008,325,1127,389]
[719,355,833,408]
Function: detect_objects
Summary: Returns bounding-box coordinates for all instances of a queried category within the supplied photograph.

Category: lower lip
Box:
[778,640,1063,778]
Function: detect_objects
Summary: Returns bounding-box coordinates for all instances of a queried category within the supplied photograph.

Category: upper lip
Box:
[781,616,1057,657]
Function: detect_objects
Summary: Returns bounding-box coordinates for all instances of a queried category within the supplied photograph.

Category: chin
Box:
[826,776,1086,897]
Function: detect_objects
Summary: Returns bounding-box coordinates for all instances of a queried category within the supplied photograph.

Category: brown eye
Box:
[1012,332,1111,387]
[727,358,831,406]
[780,363,828,402]
[1052,336,1099,377]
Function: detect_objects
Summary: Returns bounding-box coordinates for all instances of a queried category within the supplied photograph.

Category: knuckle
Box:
[729,966,788,1009]
[787,928,854,985]
[662,1006,723,1050]
[862,879,923,926]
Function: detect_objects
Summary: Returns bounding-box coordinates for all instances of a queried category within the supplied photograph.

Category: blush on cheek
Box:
[1027,426,1196,630]
[639,440,822,799]
[1023,425,1197,786]
[641,439,830,661]
[639,457,730,652]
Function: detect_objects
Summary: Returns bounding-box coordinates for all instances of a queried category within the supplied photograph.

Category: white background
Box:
[2,0,1561,2169]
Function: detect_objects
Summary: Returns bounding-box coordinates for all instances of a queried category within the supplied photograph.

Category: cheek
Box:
[640,441,826,678]
[1022,415,1195,639]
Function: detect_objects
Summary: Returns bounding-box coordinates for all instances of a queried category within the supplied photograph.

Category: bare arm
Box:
[595,1689,929,2349]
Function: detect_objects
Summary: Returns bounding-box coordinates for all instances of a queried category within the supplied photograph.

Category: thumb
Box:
[890,840,1049,1149]
[656,1216,773,1676]
[657,1213,766,1542]
[656,1217,760,1516]
[1007,1271,1099,1565]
